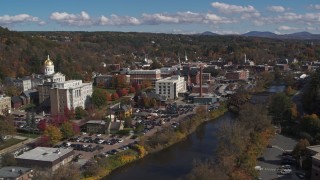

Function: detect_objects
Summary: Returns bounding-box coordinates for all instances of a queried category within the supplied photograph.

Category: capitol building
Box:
[38,56,92,115]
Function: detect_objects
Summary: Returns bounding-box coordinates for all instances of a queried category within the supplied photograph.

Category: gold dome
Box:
[44,55,53,66]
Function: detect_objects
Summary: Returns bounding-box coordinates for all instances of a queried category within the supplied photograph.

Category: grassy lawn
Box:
[17,133,40,139]
[0,138,24,150]
[94,87,116,94]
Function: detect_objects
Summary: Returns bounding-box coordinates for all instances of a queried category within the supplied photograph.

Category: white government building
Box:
[155,75,186,99]
[39,55,92,115]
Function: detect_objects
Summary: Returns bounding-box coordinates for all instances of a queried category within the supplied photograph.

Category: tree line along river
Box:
[104,86,285,180]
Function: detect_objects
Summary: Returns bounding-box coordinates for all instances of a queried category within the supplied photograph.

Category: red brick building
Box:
[225,70,249,80]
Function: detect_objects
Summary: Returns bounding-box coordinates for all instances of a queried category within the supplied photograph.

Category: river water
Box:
[104,112,233,180]
[105,85,285,180]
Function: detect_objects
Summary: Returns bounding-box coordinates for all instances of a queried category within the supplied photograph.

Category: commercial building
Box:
[128,69,161,87]
[225,70,249,80]
[155,75,186,99]
[307,145,320,180]
[15,147,74,171]
[50,80,92,115]
[13,78,32,92]
[0,166,33,180]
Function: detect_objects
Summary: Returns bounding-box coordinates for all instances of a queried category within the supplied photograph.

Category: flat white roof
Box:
[16,147,73,162]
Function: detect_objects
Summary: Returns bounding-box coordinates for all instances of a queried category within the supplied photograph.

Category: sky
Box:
[1,0,320,34]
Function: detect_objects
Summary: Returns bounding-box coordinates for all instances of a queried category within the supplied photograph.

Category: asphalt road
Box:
[258,133,303,180]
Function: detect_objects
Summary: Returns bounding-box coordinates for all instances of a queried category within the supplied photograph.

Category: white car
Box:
[118,139,124,143]
[254,166,263,171]
[280,169,292,175]
[96,134,102,137]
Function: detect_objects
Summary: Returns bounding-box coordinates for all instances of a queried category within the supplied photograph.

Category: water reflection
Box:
[105,113,232,180]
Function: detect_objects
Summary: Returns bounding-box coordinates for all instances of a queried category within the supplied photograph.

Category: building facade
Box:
[155,75,186,99]
[50,80,92,115]
[13,78,32,92]
[128,69,161,87]
[225,70,249,80]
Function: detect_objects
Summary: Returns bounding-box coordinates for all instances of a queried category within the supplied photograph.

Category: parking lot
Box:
[54,105,196,166]
[257,133,306,180]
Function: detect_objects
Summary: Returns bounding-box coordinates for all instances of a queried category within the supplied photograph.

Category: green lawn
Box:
[17,133,40,139]
[94,87,116,94]
[0,138,24,150]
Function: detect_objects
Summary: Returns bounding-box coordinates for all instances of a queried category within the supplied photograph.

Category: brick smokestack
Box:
[199,65,203,97]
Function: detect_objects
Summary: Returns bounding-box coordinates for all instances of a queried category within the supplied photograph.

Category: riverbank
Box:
[83,105,228,180]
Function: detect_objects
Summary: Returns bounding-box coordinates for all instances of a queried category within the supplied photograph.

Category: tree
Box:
[30,110,36,132]
[150,61,163,69]
[238,104,271,133]
[44,125,62,145]
[285,86,295,96]
[120,88,128,96]
[1,153,17,167]
[129,86,136,94]
[301,114,320,136]
[0,117,15,142]
[75,106,87,119]
[92,88,107,108]
[124,117,132,128]
[53,164,81,180]
[64,107,75,120]
[293,139,310,159]
[268,92,292,124]
[37,119,47,132]
[112,92,119,101]
[106,93,112,101]
[60,121,75,139]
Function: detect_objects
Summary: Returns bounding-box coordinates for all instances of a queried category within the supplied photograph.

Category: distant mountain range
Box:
[200,31,320,40]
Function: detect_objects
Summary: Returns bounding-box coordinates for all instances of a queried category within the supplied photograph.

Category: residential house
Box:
[11,96,22,110]
[0,166,33,180]
[21,89,39,105]
[86,120,106,134]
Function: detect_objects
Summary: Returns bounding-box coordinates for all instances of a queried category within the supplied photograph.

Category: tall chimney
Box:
[199,65,203,97]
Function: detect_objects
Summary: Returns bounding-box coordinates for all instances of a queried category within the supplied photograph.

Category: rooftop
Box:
[86,120,106,125]
[307,145,320,155]
[0,166,32,178]
[16,147,73,162]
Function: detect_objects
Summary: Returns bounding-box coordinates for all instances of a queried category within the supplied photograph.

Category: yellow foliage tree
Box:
[44,125,63,145]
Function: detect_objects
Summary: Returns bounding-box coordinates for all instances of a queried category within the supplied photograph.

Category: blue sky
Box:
[1,0,320,34]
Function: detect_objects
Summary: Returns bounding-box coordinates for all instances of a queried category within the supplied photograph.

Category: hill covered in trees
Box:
[0,26,320,81]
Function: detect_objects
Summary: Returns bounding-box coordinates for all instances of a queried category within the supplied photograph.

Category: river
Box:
[104,85,285,180]
[104,112,233,180]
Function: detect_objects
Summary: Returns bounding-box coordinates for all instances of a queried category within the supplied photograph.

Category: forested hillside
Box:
[0,26,320,81]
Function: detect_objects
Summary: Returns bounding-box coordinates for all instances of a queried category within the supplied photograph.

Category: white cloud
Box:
[99,15,141,26]
[253,12,320,27]
[211,2,260,19]
[310,4,320,10]
[0,14,44,25]
[50,11,94,26]
[277,25,299,31]
[140,11,233,25]
[267,6,286,13]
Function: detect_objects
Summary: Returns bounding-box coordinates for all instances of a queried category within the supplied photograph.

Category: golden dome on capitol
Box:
[44,55,53,66]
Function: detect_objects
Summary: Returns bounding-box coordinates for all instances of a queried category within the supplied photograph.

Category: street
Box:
[258,133,303,180]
